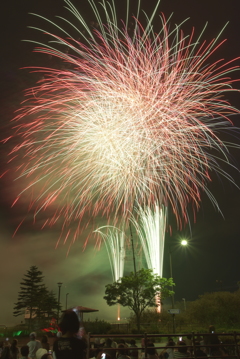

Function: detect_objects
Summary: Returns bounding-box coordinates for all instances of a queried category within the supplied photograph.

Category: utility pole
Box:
[169,249,176,333]
[57,282,63,324]
[65,293,69,310]
[129,222,137,275]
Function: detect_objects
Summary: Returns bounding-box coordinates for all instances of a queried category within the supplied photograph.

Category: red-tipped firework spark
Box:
[8,0,239,243]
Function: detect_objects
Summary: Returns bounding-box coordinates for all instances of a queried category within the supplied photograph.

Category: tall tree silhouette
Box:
[13,266,44,329]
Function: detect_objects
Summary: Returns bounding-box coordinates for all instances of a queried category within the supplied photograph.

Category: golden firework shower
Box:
[9,0,239,242]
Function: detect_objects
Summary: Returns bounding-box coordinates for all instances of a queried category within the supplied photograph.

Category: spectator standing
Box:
[159,340,175,359]
[184,337,192,347]
[1,340,11,359]
[119,341,128,351]
[36,349,47,359]
[184,336,193,355]
[9,339,19,359]
[112,340,118,351]
[103,338,116,359]
[129,340,138,359]
[53,310,87,359]
[19,346,30,359]
[146,343,158,359]
[194,341,207,358]
[203,325,220,356]
[0,341,4,358]
[41,336,50,352]
[27,333,41,359]
[78,328,88,355]
[116,345,130,359]
[173,341,190,358]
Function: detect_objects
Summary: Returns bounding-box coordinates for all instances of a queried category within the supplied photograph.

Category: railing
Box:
[86,332,240,359]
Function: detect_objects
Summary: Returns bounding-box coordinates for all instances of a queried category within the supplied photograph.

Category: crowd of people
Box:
[88,326,225,359]
[157,326,225,359]
[0,320,227,359]
[0,332,53,359]
[0,311,86,359]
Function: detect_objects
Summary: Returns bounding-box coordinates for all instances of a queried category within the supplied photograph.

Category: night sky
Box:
[1,0,240,327]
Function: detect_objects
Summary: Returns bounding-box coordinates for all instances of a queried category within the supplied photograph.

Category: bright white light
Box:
[94,226,125,321]
[181,239,188,246]
[95,226,125,282]
[131,203,167,313]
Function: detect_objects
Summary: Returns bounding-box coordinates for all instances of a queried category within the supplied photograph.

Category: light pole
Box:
[65,293,69,310]
[169,239,188,333]
[169,248,176,333]
[57,282,63,324]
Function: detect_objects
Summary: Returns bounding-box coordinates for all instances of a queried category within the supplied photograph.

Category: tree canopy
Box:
[185,290,240,328]
[13,266,43,317]
[104,268,174,331]
[13,266,60,329]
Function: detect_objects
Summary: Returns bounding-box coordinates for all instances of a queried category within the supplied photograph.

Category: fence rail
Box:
[86,332,240,359]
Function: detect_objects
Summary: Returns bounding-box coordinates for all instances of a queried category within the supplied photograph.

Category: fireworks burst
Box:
[131,204,167,278]
[131,204,167,312]
[94,226,125,319]
[94,226,125,283]
[8,0,239,241]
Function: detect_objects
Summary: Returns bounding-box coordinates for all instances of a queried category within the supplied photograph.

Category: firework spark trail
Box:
[130,204,167,312]
[131,204,167,279]
[8,0,239,241]
[94,226,125,283]
[94,226,125,319]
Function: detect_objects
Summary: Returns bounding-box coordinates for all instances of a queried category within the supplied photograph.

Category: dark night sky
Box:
[0,0,240,326]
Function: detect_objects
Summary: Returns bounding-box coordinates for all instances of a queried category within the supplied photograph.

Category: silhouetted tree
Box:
[36,286,60,324]
[13,266,44,329]
[13,266,60,329]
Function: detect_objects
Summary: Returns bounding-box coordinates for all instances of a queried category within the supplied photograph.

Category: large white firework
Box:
[8,0,239,240]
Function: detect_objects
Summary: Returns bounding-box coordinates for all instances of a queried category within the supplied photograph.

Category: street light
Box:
[169,239,188,333]
[66,293,69,310]
[57,282,63,324]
